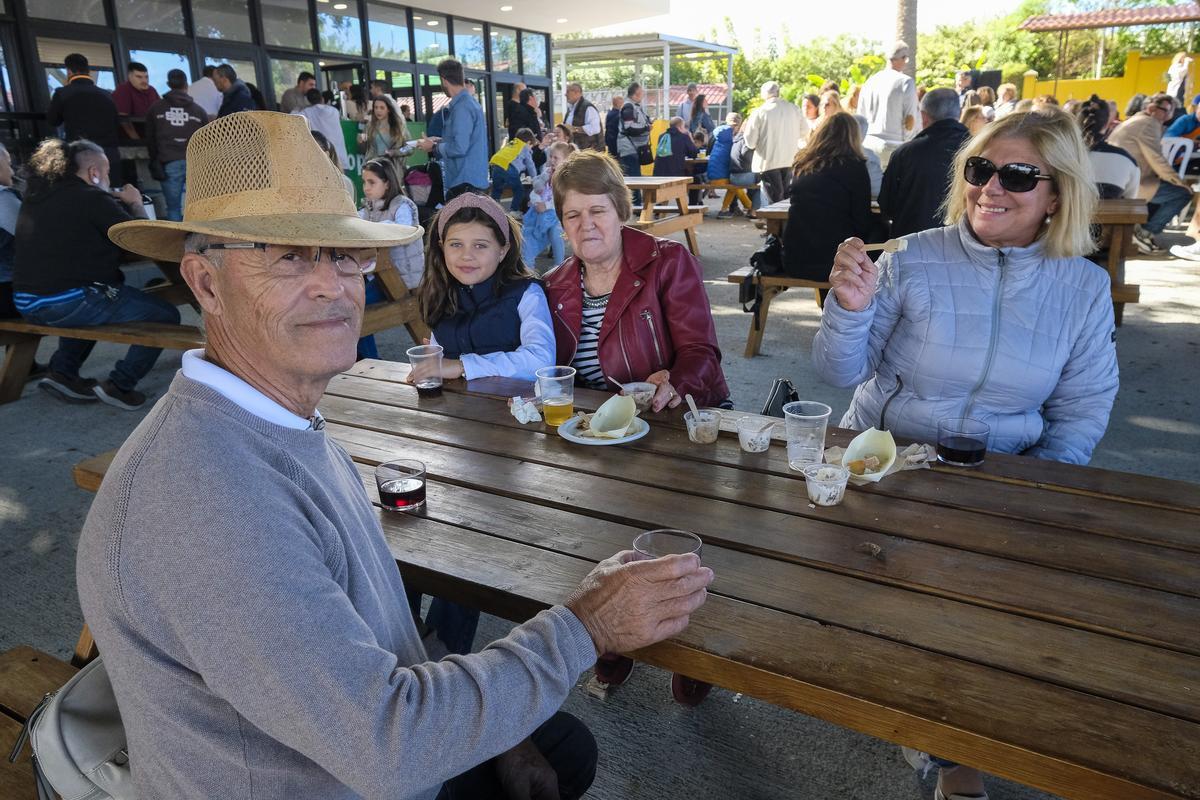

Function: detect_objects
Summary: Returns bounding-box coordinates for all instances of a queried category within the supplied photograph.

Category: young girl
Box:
[405,192,554,655]
[357,158,423,360]
[409,191,554,386]
[522,141,573,269]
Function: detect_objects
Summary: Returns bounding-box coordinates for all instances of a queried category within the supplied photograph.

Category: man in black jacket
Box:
[145,69,208,222]
[604,95,623,158]
[508,88,543,140]
[213,64,256,117]
[878,88,970,238]
[46,53,122,184]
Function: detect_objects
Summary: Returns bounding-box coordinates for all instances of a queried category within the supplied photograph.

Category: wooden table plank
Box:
[324,413,1200,658]
[322,376,1200,599]
[363,489,1199,800]
[345,359,1200,514]
[353,465,1200,725]
[0,646,77,722]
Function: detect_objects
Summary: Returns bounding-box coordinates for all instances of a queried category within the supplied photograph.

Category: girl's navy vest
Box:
[431,275,534,360]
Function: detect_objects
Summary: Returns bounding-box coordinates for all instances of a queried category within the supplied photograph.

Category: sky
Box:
[591,0,1026,55]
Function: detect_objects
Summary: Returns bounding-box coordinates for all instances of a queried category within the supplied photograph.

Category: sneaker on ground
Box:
[38,371,98,403]
[1169,240,1200,261]
[1132,225,1164,254]
[26,361,49,382]
[716,209,734,219]
[94,379,147,410]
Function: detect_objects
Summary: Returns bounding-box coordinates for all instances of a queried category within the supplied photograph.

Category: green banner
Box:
[341,119,428,205]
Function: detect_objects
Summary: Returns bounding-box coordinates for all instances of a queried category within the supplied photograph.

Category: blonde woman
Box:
[814,89,842,130]
[994,83,1019,118]
[960,104,987,136]
[814,108,1116,475]
[358,94,412,174]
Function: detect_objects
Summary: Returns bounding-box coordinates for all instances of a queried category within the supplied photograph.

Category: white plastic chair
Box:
[1161,136,1194,180]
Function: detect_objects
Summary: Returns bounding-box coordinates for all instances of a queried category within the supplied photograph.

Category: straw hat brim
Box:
[109,213,424,263]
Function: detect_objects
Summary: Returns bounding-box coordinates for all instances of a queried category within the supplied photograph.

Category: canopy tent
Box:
[552,33,737,122]
[1018,3,1200,89]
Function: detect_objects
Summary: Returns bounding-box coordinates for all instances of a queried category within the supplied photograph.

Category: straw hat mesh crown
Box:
[107,111,422,262]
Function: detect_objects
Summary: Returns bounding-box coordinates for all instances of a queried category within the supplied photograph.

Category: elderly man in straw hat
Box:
[77,111,712,799]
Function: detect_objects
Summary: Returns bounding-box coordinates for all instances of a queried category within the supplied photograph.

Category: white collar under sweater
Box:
[181,349,322,430]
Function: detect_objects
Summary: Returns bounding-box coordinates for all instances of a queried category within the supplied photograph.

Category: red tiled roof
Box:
[1019,3,1200,32]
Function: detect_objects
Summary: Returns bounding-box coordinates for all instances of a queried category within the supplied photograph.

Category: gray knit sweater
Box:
[76,373,597,799]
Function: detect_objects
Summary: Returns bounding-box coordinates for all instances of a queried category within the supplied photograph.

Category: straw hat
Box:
[109,111,422,262]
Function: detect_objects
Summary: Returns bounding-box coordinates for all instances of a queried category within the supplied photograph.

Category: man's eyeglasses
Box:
[197,243,377,277]
[963,156,1054,193]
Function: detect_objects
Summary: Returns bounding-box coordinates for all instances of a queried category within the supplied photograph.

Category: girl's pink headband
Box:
[436,192,511,246]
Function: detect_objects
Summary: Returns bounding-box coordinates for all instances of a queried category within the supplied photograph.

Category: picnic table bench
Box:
[70,359,1200,799]
[624,175,703,256]
[0,250,429,405]
[730,198,1150,358]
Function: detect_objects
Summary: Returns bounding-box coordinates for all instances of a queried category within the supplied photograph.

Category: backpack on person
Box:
[655,132,673,158]
[7,656,134,800]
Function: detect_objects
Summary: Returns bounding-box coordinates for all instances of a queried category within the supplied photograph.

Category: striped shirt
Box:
[571,282,609,389]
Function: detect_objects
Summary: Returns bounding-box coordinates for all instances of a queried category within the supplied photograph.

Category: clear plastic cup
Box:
[633,529,703,561]
[783,401,831,470]
[736,416,777,453]
[802,463,850,506]
[406,344,444,396]
[536,366,576,427]
[684,409,721,444]
[622,381,657,413]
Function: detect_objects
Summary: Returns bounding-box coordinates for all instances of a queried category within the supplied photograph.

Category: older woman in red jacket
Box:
[543,150,729,705]
[543,150,730,412]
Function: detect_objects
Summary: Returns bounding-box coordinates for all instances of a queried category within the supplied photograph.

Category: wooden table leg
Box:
[0,335,40,405]
[371,256,430,345]
[72,624,99,668]
[674,193,701,256]
[745,285,786,357]
[639,189,656,223]
[1107,224,1129,327]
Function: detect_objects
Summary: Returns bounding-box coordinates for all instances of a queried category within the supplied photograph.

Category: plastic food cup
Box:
[684,409,721,444]
[802,463,850,506]
[736,416,777,453]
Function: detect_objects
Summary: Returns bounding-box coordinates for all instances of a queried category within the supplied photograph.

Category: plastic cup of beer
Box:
[407,344,444,397]
[783,401,831,471]
[633,529,703,562]
[536,366,576,426]
[375,459,427,512]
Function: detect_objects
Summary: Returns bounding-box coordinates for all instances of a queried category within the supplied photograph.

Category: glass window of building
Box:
[39,37,116,94]
[489,27,517,74]
[128,49,191,97]
[367,2,410,61]
[192,0,254,41]
[420,73,445,121]
[411,12,448,65]
[521,32,547,76]
[454,21,486,71]
[270,57,317,110]
[318,1,363,56]
[205,55,261,92]
[0,40,14,113]
[113,0,184,34]
[261,0,313,50]
[27,0,106,26]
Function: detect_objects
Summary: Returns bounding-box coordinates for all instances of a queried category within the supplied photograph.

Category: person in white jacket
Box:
[740,81,807,204]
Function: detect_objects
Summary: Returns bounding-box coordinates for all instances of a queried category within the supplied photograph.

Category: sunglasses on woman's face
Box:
[964,156,1055,193]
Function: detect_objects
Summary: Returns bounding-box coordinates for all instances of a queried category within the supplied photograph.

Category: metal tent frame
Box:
[553,33,737,120]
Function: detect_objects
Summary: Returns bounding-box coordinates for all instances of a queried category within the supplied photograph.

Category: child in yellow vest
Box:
[488,127,537,211]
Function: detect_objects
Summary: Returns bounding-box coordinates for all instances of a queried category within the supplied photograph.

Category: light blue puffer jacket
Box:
[812,220,1119,465]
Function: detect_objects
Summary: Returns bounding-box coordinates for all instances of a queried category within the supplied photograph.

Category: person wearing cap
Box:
[79,111,712,800]
[144,69,208,222]
[677,82,699,125]
[857,42,921,168]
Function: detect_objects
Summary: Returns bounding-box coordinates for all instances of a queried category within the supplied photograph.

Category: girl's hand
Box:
[406,357,464,383]
[534,202,546,214]
[646,370,681,412]
[829,237,879,312]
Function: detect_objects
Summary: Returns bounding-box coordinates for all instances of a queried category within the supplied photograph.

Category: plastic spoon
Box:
[685,393,700,418]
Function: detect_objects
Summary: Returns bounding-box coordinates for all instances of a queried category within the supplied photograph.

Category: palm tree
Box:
[895,0,917,79]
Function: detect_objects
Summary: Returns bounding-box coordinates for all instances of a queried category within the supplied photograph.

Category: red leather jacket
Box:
[543,226,730,407]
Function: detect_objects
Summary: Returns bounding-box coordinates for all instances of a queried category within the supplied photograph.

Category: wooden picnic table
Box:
[71,360,1200,799]
[624,175,703,255]
[751,198,1148,326]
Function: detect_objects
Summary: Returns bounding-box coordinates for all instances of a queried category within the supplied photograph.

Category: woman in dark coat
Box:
[782,111,872,281]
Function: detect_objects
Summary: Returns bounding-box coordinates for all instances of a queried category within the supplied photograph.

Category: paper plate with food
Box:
[558,394,651,446]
